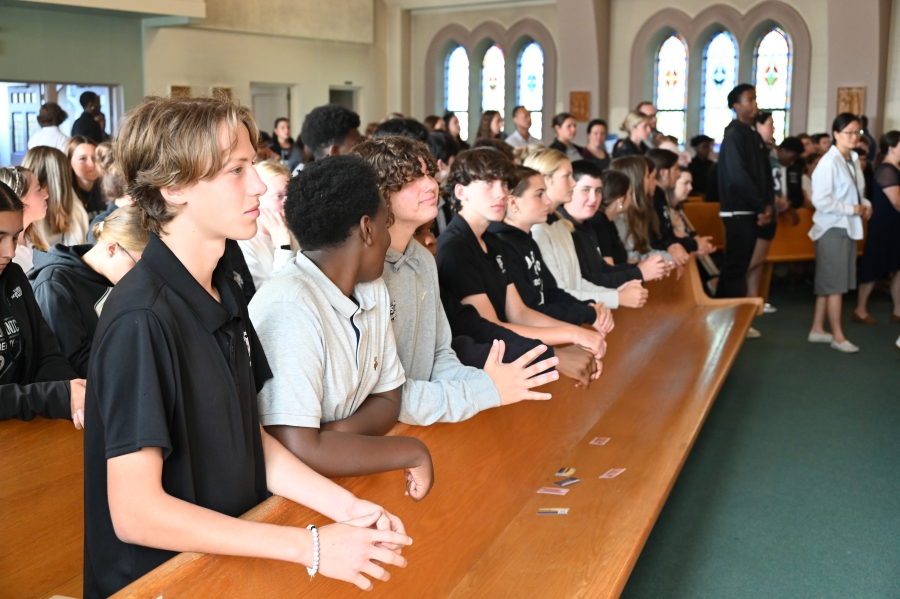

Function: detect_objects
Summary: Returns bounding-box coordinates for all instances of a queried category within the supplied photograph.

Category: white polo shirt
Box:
[249,252,405,428]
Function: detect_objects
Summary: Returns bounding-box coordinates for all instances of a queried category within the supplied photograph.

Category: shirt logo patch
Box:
[495,255,506,273]
[390,300,396,322]
[10,286,21,300]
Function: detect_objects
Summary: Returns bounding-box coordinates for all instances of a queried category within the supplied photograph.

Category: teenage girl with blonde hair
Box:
[23,146,89,246]
[0,166,49,272]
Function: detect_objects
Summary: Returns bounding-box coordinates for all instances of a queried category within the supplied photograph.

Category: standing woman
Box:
[583,119,611,170]
[745,111,780,308]
[475,110,504,140]
[808,113,872,353]
[0,167,49,272]
[613,111,652,158]
[30,205,148,378]
[548,113,583,162]
[0,181,84,427]
[23,146,89,246]
[854,130,900,323]
[444,111,470,150]
[66,135,105,218]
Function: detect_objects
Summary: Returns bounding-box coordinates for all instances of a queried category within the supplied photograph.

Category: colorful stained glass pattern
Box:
[517,42,543,139]
[701,31,738,143]
[482,44,505,117]
[655,34,688,143]
[445,46,469,141]
[754,28,791,143]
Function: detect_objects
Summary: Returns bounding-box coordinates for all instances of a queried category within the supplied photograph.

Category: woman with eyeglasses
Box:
[807,113,872,353]
[29,205,148,377]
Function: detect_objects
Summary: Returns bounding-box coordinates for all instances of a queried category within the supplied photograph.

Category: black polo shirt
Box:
[557,209,641,288]
[83,234,272,599]
[488,221,596,326]
[437,214,511,322]
[785,158,806,208]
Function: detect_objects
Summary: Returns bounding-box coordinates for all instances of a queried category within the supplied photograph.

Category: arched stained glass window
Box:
[445,45,470,141]
[482,44,505,118]
[517,42,544,140]
[655,35,688,144]
[701,31,738,144]
[754,27,791,144]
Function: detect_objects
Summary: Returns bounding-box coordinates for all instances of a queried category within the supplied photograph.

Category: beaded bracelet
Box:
[306,524,319,579]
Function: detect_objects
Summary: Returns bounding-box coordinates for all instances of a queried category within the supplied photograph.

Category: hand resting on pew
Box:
[482,340,559,404]
[107,432,413,592]
[70,378,85,429]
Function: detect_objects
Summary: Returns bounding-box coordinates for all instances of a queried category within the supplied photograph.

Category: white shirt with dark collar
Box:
[249,252,405,428]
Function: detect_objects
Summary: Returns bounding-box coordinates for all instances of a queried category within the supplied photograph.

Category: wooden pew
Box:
[683,203,866,301]
[113,258,760,599]
[0,418,83,599]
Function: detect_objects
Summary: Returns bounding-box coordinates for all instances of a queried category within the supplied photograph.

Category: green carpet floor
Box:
[621,281,900,599]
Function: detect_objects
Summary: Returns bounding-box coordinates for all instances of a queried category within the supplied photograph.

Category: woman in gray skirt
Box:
[808,113,872,353]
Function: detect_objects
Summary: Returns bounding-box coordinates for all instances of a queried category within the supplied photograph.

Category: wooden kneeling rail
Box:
[1,258,759,599]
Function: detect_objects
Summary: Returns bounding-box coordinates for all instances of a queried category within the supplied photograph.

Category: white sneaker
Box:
[830,340,860,353]
[763,303,777,314]
[745,327,761,339]
[808,332,834,343]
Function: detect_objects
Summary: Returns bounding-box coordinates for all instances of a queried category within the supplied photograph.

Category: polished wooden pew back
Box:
[113,259,759,599]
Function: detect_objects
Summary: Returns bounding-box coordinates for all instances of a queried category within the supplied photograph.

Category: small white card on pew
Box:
[589,437,610,446]
[537,486,569,495]
[599,468,626,479]
[537,507,569,515]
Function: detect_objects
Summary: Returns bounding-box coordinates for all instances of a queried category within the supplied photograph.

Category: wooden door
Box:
[8,84,41,166]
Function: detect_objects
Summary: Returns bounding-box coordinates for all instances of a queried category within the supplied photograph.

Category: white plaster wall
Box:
[143,26,385,129]
[409,4,560,120]
[608,0,828,136]
[885,2,900,131]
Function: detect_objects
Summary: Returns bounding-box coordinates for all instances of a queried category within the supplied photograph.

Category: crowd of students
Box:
[0,81,897,597]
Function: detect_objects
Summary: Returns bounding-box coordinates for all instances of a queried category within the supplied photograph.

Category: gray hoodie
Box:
[382,239,500,425]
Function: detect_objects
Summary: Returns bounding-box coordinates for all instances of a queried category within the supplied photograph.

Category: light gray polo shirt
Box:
[249,252,406,428]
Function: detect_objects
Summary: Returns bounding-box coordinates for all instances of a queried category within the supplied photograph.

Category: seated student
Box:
[561,160,657,295]
[250,154,434,499]
[0,181,84,427]
[490,165,626,320]
[237,161,297,289]
[590,169,634,266]
[688,134,715,196]
[373,118,430,143]
[526,149,666,308]
[0,166,49,272]
[84,96,410,599]
[295,103,362,174]
[352,137,567,417]
[609,156,682,265]
[87,154,134,242]
[612,111,652,158]
[23,146,89,246]
[269,117,304,172]
[646,149,715,256]
[436,147,606,377]
[67,135,106,218]
[425,130,458,233]
[30,205,147,378]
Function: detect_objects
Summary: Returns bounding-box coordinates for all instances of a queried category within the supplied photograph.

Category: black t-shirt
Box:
[588,211,629,266]
[488,221,596,326]
[0,292,23,385]
[785,159,806,208]
[436,214,511,322]
[688,157,714,195]
[75,182,107,220]
[83,234,273,599]
[557,209,642,287]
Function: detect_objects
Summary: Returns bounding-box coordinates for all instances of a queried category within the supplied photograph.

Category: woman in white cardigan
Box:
[524,149,666,309]
[808,113,872,353]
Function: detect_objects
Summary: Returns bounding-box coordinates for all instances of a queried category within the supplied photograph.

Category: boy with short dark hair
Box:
[84,96,410,599]
[299,103,362,161]
[688,134,714,195]
[249,154,434,499]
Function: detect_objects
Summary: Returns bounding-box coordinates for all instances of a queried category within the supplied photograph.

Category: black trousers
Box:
[716,215,758,298]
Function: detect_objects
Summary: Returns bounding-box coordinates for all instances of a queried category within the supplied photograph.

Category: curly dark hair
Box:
[299,104,361,160]
[444,147,516,212]
[285,154,381,250]
[351,136,437,226]
[373,118,429,143]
